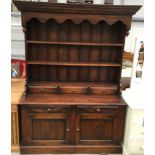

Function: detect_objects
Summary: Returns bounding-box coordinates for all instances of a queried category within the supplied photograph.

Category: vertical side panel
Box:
[100,22,111,62]
[99,22,112,82]
[98,67,108,82]
[69,22,80,81]
[47,20,58,61]
[38,65,47,81]
[58,21,70,81]
[59,66,68,82]
[79,20,90,61]
[38,22,47,61]
[37,22,47,81]
[27,19,38,61]
[47,20,59,81]
[50,66,57,82]
[79,21,91,81]
[89,23,102,82]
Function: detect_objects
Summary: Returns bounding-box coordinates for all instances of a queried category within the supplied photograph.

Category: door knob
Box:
[47,108,51,111]
[96,108,101,112]
[66,128,70,132]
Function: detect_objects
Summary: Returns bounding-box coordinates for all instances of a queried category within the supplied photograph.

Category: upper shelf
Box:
[26,40,123,47]
[27,61,121,67]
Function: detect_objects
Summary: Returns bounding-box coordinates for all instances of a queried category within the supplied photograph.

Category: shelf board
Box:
[27,61,121,67]
[26,40,123,47]
[20,94,126,105]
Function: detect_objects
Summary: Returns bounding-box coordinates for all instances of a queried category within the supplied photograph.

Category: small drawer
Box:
[24,105,71,113]
[28,86,56,94]
[130,124,144,139]
[129,140,144,154]
[28,86,117,95]
[91,87,117,95]
[78,105,119,114]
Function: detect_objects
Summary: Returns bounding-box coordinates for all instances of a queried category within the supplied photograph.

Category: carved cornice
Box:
[22,13,132,30]
[13,0,141,30]
[13,1,141,15]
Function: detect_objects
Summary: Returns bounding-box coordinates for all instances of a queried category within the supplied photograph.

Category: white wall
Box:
[124,22,144,52]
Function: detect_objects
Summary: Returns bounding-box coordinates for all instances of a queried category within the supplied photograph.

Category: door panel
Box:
[32,119,66,140]
[21,106,70,145]
[80,117,113,140]
[76,113,114,145]
[76,106,125,145]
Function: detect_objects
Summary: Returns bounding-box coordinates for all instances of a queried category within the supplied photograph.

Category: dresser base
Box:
[20,145,122,154]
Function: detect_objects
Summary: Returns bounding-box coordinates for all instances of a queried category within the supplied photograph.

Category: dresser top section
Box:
[13,0,141,15]
[13,0,141,28]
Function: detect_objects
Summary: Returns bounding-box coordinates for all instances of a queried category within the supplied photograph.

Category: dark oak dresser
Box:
[13,1,141,154]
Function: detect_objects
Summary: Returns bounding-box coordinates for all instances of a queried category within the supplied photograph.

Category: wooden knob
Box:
[76,128,80,132]
[66,129,70,132]
[47,108,51,111]
[96,108,101,112]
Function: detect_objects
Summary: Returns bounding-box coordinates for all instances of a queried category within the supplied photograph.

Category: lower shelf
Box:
[20,145,122,154]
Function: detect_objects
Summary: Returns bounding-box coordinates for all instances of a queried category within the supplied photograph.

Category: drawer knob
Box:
[66,129,70,132]
[96,108,101,112]
[47,108,51,111]
[76,128,80,132]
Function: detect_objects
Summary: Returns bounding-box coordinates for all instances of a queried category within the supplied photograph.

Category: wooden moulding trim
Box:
[21,13,132,30]
[20,145,122,154]
[13,0,141,15]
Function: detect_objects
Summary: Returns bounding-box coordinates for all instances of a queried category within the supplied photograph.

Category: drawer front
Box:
[78,105,121,114]
[24,105,71,113]
[28,86,117,95]
[129,140,144,154]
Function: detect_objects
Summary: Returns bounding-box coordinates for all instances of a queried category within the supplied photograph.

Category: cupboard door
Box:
[76,106,125,145]
[21,106,70,146]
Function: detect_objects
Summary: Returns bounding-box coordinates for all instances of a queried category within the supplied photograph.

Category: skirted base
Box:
[20,145,122,154]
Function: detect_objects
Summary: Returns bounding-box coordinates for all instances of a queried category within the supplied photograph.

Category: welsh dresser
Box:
[13,0,141,154]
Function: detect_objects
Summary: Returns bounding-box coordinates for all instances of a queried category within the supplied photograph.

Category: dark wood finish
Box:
[13,0,141,154]
[20,105,125,147]
[20,145,122,154]
[21,105,70,145]
[27,40,124,46]
[20,94,126,105]
[27,82,119,95]
[27,61,121,66]
[76,105,126,145]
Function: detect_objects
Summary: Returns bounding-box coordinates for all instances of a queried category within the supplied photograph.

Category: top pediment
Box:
[13,0,141,15]
[13,0,141,29]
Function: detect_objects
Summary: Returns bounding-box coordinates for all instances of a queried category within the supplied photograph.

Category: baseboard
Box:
[21,145,122,154]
